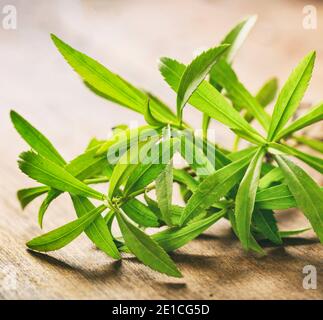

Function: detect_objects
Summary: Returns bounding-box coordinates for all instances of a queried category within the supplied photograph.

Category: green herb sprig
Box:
[12,15,323,277]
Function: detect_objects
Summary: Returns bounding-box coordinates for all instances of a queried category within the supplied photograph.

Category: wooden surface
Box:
[0,0,322,299]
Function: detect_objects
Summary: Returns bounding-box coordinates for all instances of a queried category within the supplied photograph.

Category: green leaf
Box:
[255,77,278,108]
[293,135,323,154]
[258,167,284,189]
[96,125,158,157]
[27,205,106,252]
[269,142,323,173]
[209,60,271,129]
[238,77,278,126]
[159,57,266,144]
[65,147,108,180]
[176,45,229,121]
[116,210,182,277]
[202,114,211,140]
[178,131,216,176]
[38,145,110,227]
[71,196,120,259]
[121,198,160,228]
[256,184,296,210]
[173,168,198,192]
[108,138,158,198]
[228,210,265,255]
[123,137,180,195]
[227,146,257,162]
[275,102,323,140]
[275,155,323,242]
[279,228,311,238]
[51,34,178,125]
[18,151,105,200]
[144,98,165,127]
[252,209,282,245]
[199,136,232,169]
[235,147,265,250]
[38,189,60,228]
[206,15,257,133]
[217,15,257,64]
[180,151,255,225]
[268,51,316,141]
[156,161,174,226]
[86,137,105,151]
[10,110,66,166]
[149,209,226,252]
[144,192,183,226]
[17,186,50,209]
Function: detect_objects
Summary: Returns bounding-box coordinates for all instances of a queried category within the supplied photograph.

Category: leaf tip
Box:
[10,109,17,120]
[26,239,35,250]
[172,269,183,278]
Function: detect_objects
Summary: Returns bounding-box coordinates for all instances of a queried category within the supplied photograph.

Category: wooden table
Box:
[0,0,322,299]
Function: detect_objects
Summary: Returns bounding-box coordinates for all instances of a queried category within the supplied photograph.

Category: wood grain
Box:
[0,0,322,299]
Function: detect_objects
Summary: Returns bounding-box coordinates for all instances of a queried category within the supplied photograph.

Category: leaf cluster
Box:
[12,16,322,277]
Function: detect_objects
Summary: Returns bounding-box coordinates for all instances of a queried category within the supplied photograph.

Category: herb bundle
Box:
[12,16,323,277]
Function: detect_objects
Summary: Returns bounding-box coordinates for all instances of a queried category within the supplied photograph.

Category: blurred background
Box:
[0,0,322,299]
[1,0,323,159]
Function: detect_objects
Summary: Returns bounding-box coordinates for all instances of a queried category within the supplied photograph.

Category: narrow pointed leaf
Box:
[241,77,278,124]
[276,102,323,140]
[121,198,160,228]
[116,211,182,277]
[38,145,110,226]
[217,15,257,64]
[279,228,311,238]
[156,161,173,226]
[178,132,216,176]
[228,210,265,255]
[17,186,50,209]
[150,209,226,252]
[173,169,198,192]
[258,167,284,189]
[71,196,120,259]
[206,15,257,132]
[181,151,255,225]
[235,147,265,250]
[275,155,323,242]
[293,135,323,154]
[144,99,164,127]
[144,192,183,226]
[159,57,266,144]
[256,184,297,210]
[269,142,323,173]
[51,34,178,125]
[108,138,158,198]
[10,110,66,166]
[27,205,106,252]
[65,147,108,180]
[255,77,278,108]
[123,137,180,195]
[227,146,257,162]
[18,151,104,200]
[38,189,60,228]
[252,209,282,245]
[176,45,229,121]
[210,60,271,129]
[96,125,157,157]
[268,52,316,141]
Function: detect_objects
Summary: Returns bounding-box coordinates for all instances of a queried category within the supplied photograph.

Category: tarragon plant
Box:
[12,16,323,277]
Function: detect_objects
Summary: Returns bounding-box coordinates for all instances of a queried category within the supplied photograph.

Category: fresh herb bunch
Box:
[12,16,323,278]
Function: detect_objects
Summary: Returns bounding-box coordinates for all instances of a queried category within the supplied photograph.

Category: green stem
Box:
[125,184,156,200]
[84,176,110,185]
[233,136,240,152]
